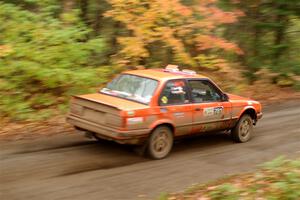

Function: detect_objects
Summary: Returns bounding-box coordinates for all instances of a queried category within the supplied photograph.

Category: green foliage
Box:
[157,192,168,200]
[0,3,111,121]
[0,0,299,121]
[261,156,288,169]
[208,184,240,200]
[221,0,300,81]
[293,81,300,91]
[167,158,300,200]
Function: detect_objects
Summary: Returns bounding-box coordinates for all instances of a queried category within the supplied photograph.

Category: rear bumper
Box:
[66,115,150,144]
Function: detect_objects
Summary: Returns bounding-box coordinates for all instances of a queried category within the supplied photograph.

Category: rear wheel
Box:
[147,126,173,159]
[231,114,253,143]
[92,133,101,140]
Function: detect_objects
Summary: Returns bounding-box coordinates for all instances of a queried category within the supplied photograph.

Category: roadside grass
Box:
[160,157,300,200]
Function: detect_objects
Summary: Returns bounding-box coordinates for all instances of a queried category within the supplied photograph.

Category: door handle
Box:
[195,108,202,111]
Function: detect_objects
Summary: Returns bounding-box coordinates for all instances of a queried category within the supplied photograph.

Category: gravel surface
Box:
[0,101,300,200]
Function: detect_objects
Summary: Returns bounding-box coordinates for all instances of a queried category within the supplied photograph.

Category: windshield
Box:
[100,74,158,104]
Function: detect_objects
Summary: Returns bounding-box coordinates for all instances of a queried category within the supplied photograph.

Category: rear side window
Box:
[159,80,189,105]
[188,80,222,103]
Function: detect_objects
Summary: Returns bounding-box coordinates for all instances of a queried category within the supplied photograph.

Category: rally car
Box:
[67,65,262,159]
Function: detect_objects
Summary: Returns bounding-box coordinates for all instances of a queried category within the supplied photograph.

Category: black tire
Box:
[231,114,253,143]
[133,144,147,156]
[147,126,174,159]
[92,132,104,141]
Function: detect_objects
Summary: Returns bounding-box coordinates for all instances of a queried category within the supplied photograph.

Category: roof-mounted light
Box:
[182,69,196,75]
[164,64,179,72]
[164,64,197,75]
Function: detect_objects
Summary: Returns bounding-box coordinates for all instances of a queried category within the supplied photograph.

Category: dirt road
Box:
[1,101,300,200]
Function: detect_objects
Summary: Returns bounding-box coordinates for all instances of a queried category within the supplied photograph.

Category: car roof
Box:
[124,69,208,81]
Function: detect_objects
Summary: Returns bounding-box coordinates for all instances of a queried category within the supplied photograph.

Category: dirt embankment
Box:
[0,116,74,141]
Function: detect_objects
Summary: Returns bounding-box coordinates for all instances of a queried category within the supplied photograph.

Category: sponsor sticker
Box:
[161,96,168,104]
[174,112,185,118]
[214,106,223,115]
[203,106,223,116]
[204,107,214,116]
[127,111,135,116]
[160,108,168,113]
[127,117,143,125]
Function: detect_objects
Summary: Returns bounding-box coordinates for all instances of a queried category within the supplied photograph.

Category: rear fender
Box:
[149,119,175,133]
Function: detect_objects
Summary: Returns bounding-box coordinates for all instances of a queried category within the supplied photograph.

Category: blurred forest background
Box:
[0,0,299,121]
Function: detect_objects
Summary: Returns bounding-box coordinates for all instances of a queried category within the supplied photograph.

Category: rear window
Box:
[101,74,158,104]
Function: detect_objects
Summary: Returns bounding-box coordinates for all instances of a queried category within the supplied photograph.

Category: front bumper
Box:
[66,115,150,144]
[257,112,263,119]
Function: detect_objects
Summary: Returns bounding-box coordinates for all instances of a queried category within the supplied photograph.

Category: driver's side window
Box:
[159,79,189,105]
[188,80,222,103]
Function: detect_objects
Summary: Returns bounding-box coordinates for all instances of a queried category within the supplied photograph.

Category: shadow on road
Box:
[0,131,236,180]
[56,131,234,176]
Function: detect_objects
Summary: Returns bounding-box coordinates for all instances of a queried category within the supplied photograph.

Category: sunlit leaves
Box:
[106,0,243,67]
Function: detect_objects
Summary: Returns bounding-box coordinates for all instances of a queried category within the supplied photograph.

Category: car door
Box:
[187,79,232,133]
[158,79,193,136]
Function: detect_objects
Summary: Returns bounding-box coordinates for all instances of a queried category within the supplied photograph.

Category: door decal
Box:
[203,106,223,116]
[203,107,214,116]
[214,106,223,115]
[161,96,168,104]
[174,112,185,118]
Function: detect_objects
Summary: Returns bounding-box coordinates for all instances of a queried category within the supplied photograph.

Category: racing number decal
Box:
[214,106,223,115]
[203,106,223,116]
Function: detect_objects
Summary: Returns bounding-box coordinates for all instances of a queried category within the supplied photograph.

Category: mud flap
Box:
[74,126,94,139]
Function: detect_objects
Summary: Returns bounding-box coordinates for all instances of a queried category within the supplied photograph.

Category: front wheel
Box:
[231,114,253,143]
[147,126,173,159]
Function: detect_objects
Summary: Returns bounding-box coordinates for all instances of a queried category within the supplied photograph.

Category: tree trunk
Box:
[252,5,261,59]
[94,7,103,36]
[79,0,89,26]
[164,47,173,65]
[62,0,75,14]
[273,4,288,64]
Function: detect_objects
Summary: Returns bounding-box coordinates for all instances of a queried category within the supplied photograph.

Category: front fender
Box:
[237,105,258,119]
[240,105,255,114]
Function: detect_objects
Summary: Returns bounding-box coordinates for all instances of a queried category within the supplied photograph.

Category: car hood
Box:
[227,93,251,101]
[76,93,149,111]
